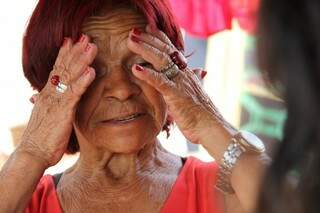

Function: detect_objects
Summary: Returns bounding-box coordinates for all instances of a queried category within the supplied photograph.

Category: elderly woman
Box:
[0,0,268,212]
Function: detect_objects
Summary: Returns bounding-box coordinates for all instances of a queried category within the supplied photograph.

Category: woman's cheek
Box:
[152,92,168,131]
[75,83,104,130]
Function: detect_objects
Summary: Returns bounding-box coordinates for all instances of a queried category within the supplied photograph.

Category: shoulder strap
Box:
[181,157,187,166]
[52,173,63,188]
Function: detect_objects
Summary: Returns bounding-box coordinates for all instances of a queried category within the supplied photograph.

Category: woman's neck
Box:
[77,139,163,182]
[57,140,182,212]
[62,139,179,193]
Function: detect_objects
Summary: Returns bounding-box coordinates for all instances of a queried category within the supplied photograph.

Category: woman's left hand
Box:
[127,25,236,145]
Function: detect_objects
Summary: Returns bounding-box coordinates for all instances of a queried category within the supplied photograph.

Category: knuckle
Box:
[155,74,165,86]
[85,44,98,59]
[61,72,72,84]
[160,54,170,66]
[162,43,171,54]
[67,84,83,100]
[145,43,155,53]
[150,35,157,43]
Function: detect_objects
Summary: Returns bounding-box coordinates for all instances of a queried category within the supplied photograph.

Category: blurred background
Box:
[0,0,286,173]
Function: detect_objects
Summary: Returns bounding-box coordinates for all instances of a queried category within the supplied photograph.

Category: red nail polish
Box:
[201,71,207,79]
[131,35,140,43]
[135,65,144,72]
[62,38,68,46]
[79,34,86,43]
[29,97,35,104]
[83,67,90,75]
[85,44,91,52]
[133,28,142,35]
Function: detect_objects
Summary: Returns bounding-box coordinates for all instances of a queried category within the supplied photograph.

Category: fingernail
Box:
[84,67,91,75]
[135,64,144,72]
[29,97,35,104]
[133,28,142,35]
[85,44,91,52]
[131,35,140,43]
[63,38,68,46]
[147,24,157,33]
[201,71,207,79]
[79,34,86,43]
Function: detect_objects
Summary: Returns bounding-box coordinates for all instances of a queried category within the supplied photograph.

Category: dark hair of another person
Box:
[257,0,320,212]
[22,0,184,154]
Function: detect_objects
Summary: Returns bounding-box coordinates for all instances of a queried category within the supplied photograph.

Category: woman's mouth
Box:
[101,113,146,125]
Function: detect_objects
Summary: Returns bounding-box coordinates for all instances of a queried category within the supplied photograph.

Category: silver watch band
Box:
[215,138,244,194]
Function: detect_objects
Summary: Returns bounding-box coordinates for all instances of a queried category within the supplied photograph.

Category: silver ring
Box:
[160,61,175,73]
[56,82,68,94]
[161,63,180,80]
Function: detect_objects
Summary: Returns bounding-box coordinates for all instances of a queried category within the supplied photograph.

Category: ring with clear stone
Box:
[160,61,180,80]
[56,82,68,94]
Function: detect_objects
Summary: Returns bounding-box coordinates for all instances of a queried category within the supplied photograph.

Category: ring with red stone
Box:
[169,51,187,70]
[50,75,67,93]
[50,75,60,86]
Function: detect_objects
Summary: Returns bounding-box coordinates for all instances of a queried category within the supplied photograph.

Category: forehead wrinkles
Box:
[82,9,146,36]
[82,9,146,61]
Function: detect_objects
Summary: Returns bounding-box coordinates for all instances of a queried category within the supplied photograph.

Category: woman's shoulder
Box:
[183,156,219,178]
[161,157,222,213]
[24,175,62,213]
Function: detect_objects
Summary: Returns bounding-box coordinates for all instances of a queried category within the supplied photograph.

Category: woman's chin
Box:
[100,137,155,154]
[91,126,159,154]
[82,114,161,153]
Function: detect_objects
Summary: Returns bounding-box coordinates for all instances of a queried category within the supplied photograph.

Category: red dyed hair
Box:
[23,0,183,153]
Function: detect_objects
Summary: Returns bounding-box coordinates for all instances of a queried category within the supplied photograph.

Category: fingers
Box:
[201,70,207,79]
[132,28,173,55]
[39,34,98,107]
[54,38,72,67]
[128,35,171,71]
[128,27,187,73]
[66,35,97,81]
[52,35,97,84]
[29,94,39,104]
[67,42,97,82]
[145,25,174,48]
[193,68,202,79]
[70,66,96,97]
[192,68,207,80]
[131,64,174,97]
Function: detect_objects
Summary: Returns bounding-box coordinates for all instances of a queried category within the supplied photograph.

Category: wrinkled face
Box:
[75,8,167,153]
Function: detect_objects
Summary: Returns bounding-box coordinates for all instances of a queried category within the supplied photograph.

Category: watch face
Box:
[240,131,266,152]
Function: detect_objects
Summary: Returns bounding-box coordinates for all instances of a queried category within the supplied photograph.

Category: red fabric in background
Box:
[25,157,223,213]
[169,0,259,37]
[230,0,259,34]
[169,0,233,38]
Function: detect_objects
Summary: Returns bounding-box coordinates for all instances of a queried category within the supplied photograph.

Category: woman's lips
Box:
[100,113,147,125]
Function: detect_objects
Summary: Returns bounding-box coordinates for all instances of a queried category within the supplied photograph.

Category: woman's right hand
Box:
[18,35,97,168]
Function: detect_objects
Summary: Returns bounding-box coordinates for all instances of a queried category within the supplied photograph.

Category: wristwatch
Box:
[215,130,265,194]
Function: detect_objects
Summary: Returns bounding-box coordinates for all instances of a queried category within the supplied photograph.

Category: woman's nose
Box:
[103,67,141,101]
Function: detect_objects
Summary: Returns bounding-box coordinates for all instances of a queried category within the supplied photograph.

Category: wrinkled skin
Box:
[0,5,266,213]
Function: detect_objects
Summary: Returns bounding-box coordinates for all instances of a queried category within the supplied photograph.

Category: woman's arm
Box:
[0,35,98,212]
[201,123,270,212]
[127,25,270,213]
[0,148,47,212]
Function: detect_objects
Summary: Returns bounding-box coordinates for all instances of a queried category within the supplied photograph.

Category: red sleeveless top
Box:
[25,157,223,213]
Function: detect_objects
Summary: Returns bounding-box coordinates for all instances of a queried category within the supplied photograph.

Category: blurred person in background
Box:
[0,0,269,212]
[256,0,320,212]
